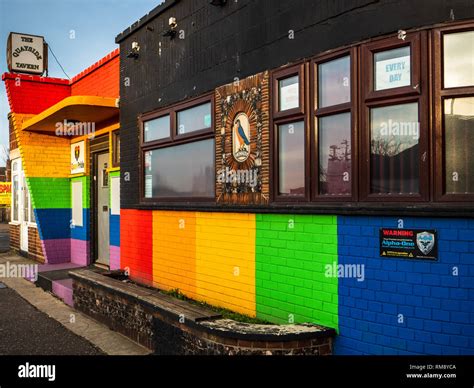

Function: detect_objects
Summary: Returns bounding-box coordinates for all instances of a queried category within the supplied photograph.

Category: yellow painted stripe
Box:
[152,210,197,299]
[196,212,256,316]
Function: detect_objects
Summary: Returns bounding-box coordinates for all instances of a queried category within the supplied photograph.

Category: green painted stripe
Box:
[256,214,338,330]
[27,177,71,209]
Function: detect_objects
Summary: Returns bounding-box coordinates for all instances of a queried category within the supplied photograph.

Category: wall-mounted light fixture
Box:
[210,0,227,6]
[127,41,140,59]
[163,17,178,39]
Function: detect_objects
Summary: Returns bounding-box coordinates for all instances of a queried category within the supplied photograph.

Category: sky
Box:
[0,0,162,166]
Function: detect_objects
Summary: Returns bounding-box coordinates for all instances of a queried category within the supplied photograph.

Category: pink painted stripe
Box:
[52,278,74,307]
[37,262,83,273]
[71,239,90,266]
[41,239,71,264]
[110,246,120,270]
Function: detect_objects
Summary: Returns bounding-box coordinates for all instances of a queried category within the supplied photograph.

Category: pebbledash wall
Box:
[3,49,120,266]
[116,0,474,355]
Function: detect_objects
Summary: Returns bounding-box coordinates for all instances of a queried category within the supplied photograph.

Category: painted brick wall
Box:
[71,176,90,266]
[256,214,338,329]
[120,209,153,285]
[2,73,70,114]
[71,49,119,98]
[335,216,474,355]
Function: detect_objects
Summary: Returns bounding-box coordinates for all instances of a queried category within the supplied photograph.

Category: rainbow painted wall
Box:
[4,49,120,265]
[121,209,474,355]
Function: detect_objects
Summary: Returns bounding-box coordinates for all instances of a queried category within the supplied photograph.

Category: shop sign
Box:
[7,32,47,75]
[71,141,85,174]
[0,183,11,206]
[375,55,410,90]
[380,228,438,260]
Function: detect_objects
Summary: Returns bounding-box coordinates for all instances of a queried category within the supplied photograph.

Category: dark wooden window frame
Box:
[433,21,474,202]
[112,130,120,168]
[139,93,215,203]
[311,47,358,202]
[359,31,430,202]
[271,62,311,202]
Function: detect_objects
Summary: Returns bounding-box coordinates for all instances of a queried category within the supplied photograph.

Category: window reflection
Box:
[445,97,474,194]
[144,139,214,198]
[370,103,419,194]
[177,103,211,135]
[144,115,170,142]
[279,75,299,111]
[318,56,351,107]
[444,31,474,88]
[319,113,351,195]
[278,121,305,195]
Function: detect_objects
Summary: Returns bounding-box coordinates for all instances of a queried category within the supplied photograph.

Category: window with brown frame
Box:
[272,63,309,201]
[434,23,474,201]
[360,31,429,201]
[312,48,357,200]
[140,94,215,201]
[112,130,120,168]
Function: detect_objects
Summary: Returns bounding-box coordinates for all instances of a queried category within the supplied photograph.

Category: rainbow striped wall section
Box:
[121,209,474,355]
[11,113,72,263]
[109,170,120,270]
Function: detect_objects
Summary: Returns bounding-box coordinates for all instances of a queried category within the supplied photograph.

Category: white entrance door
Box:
[96,153,110,266]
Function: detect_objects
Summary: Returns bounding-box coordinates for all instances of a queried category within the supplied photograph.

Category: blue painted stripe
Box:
[35,208,71,240]
[110,214,120,247]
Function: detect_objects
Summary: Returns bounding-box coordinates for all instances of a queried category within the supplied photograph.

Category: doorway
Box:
[92,151,110,266]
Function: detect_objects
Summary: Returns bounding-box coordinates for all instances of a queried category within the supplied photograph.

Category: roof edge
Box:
[115,0,180,44]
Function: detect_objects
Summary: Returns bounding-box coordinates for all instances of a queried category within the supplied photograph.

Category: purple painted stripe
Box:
[110,245,120,270]
[41,239,71,264]
[71,238,90,266]
[52,278,74,307]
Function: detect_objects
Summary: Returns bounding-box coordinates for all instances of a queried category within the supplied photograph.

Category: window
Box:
[444,98,474,194]
[360,32,428,201]
[140,94,215,201]
[177,103,211,135]
[12,166,19,222]
[272,64,305,119]
[313,50,356,200]
[278,121,305,196]
[279,76,299,111]
[370,103,419,194]
[112,130,120,168]
[144,139,214,198]
[443,31,474,88]
[434,24,474,201]
[272,64,308,201]
[144,115,170,142]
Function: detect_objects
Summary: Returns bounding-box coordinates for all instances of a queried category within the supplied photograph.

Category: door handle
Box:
[102,205,108,212]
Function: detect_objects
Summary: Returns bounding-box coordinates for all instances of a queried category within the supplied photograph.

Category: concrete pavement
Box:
[0,252,150,355]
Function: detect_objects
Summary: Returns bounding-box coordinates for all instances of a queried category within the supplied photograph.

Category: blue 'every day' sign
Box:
[375,55,411,90]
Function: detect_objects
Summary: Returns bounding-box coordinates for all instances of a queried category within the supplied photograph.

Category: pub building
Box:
[1,0,473,355]
[2,46,121,306]
[115,0,474,355]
